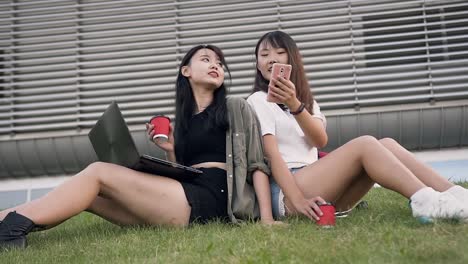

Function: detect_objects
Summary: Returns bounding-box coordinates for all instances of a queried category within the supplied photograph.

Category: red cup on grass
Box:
[149,115,170,141]
[316,203,336,228]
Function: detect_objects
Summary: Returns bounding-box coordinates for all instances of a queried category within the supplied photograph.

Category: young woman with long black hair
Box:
[247,31,468,223]
[0,44,277,250]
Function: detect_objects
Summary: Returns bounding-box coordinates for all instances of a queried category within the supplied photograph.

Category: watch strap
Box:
[290,102,305,115]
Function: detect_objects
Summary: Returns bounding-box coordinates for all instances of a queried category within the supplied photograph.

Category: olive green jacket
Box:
[225,97,271,223]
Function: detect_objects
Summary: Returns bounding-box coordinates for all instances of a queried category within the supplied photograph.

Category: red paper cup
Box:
[149,115,170,140]
[316,203,336,228]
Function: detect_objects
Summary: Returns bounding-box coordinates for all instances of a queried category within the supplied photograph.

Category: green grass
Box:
[2,185,468,264]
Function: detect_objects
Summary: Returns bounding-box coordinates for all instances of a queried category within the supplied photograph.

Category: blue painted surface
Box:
[427,160,468,183]
[0,190,27,209]
[31,188,53,200]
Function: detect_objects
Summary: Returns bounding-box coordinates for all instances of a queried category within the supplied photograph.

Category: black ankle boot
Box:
[0,211,35,250]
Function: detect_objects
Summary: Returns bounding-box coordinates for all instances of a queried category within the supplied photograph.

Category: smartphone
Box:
[267,63,292,103]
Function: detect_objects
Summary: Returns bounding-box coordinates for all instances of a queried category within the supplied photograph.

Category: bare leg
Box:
[86,196,145,226]
[379,138,454,192]
[0,162,191,227]
[284,136,426,214]
[4,196,146,231]
[1,193,143,225]
[1,204,26,220]
[333,172,374,211]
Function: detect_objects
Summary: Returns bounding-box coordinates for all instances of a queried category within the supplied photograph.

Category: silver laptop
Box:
[88,101,202,180]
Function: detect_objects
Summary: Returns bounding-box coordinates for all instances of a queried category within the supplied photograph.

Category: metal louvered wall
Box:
[1,0,468,179]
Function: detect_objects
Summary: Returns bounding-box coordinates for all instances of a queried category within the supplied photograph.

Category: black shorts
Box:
[180,167,229,224]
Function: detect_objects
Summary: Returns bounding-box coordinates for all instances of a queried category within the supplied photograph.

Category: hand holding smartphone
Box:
[267,63,292,103]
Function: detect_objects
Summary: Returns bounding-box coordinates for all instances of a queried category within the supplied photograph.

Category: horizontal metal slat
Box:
[0,67,177,84]
[1,0,468,137]
[311,78,429,92]
[1,54,178,69]
[0,93,176,113]
[1,1,465,29]
[0,96,177,119]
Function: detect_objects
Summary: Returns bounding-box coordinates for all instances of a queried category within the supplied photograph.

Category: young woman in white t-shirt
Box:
[247,31,468,223]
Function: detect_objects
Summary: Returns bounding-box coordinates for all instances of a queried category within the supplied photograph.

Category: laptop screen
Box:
[88,101,141,168]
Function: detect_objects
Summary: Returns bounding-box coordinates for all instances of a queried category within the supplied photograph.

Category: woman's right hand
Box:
[287,195,326,221]
[146,123,175,153]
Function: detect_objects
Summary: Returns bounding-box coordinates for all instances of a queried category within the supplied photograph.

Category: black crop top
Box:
[183,110,226,166]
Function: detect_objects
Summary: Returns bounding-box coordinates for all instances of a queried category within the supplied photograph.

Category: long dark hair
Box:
[174,44,230,164]
[253,31,314,114]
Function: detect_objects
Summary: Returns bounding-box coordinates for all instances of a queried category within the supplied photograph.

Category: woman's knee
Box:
[348,136,381,158]
[81,161,114,183]
[379,137,398,147]
[353,135,379,146]
[84,161,106,175]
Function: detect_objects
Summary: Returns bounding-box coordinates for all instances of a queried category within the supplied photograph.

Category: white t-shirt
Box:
[247,91,326,169]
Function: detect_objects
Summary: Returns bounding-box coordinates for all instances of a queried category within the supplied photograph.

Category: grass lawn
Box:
[2,185,468,264]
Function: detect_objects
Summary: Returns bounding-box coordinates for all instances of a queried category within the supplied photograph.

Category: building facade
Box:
[1,0,468,183]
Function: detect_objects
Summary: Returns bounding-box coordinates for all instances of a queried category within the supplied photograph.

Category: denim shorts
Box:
[270,167,304,219]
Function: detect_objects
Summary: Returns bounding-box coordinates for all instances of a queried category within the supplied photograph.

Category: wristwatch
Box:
[290,102,305,115]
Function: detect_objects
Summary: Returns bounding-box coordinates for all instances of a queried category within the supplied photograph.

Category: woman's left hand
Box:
[146,123,175,153]
[269,77,301,110]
